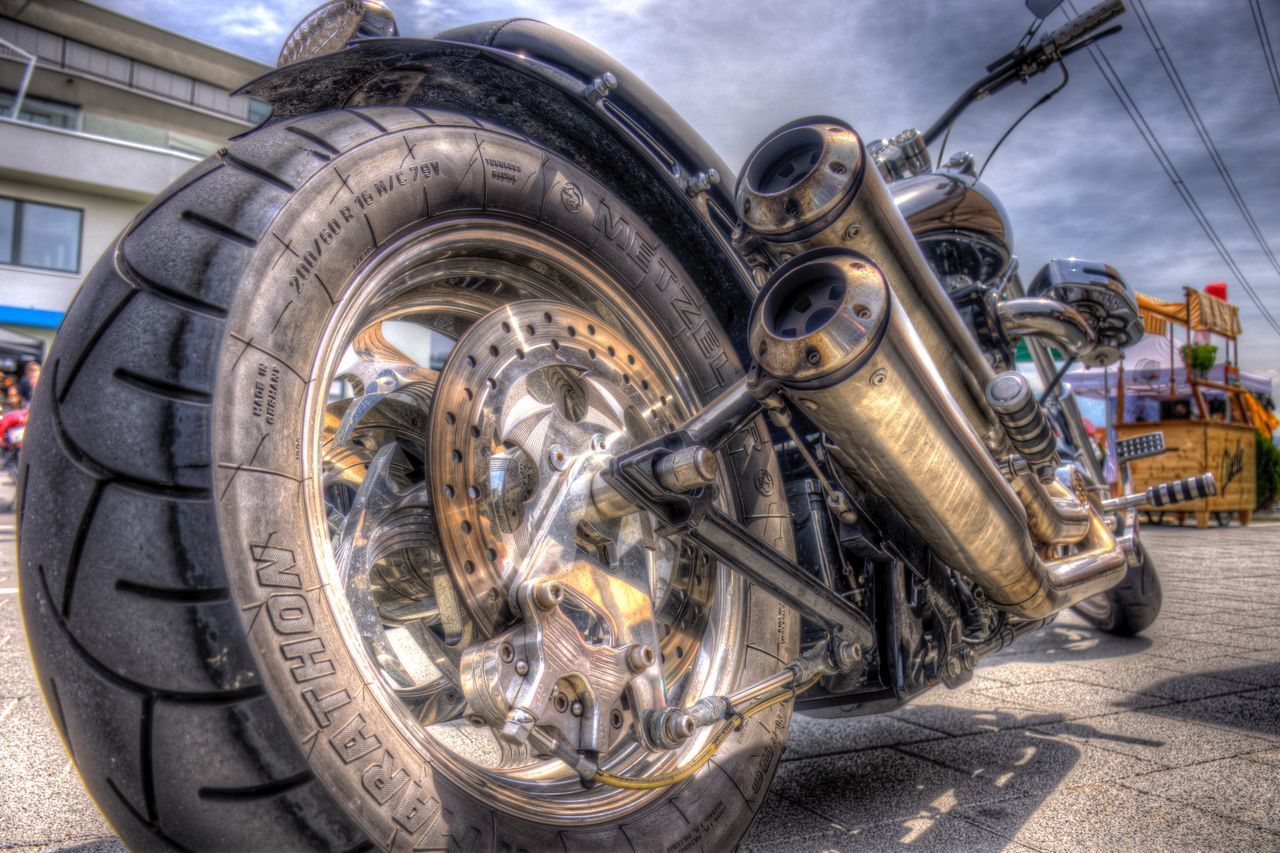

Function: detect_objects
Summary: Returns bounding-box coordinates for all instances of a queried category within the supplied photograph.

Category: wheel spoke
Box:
[335,359,438,447]
[305,226,741,815]
[331,442,468,711]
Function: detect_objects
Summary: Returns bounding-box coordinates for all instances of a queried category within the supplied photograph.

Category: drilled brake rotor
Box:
[428,302,672,628]
[429,301,695,750]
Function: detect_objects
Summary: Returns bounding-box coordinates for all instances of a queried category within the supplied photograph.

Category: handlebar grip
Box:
[1041,0,1125,53]
[1146,473,1217,506]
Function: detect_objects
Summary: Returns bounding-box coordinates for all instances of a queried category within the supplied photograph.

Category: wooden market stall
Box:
[1114,286,1262,527]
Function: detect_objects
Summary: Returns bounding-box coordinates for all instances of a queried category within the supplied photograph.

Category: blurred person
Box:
[18,361,40,405]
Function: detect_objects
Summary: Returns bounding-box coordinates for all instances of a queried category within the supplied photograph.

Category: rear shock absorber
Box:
[985,371,1057,479]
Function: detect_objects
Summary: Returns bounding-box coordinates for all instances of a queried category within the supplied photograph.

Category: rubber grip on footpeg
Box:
[1146,473,1217,506]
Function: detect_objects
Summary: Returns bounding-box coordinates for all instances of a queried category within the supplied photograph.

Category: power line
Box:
[1063,8,1280,335]
[1249,0,1280,111]
[1130,0,1280,303]
[1063,0,1280,336]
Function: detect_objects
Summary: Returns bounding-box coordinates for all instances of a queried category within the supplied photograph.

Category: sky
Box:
[96,0,1280,390]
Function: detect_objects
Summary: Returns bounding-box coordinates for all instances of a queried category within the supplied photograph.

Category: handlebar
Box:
[1038,0,1124,57]
[922,0,1126,146]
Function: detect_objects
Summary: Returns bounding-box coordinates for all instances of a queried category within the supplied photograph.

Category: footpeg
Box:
[1101,473,1216,511]
[1115,431,1166,463]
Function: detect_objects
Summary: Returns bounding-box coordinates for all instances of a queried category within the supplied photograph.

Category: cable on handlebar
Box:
[923,0,1125,147]
[978,60,1070,179]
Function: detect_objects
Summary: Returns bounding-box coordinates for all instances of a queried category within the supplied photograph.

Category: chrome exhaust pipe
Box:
[1001,458,1091,547]
[735,118,1001,444]
[996,298,1096,359]
[748,250,1126,620]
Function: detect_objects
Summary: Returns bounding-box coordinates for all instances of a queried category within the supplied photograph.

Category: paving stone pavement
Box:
[743,522,1280,852]
[1,511,1277,851]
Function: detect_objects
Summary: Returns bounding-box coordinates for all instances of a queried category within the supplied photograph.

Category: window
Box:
[0,199,13,265]
[0,198,82,273]
[0,91,81,130]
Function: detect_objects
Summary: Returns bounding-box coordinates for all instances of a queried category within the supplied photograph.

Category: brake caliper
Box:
[430,301,681,754]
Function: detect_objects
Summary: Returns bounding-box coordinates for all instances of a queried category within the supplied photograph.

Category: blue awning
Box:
[0,305,64,329]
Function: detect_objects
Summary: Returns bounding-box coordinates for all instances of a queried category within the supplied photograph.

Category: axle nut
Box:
[831,639,862,672]
[662,710,697,745]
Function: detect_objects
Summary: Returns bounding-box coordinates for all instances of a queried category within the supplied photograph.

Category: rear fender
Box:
[237,28,757,349]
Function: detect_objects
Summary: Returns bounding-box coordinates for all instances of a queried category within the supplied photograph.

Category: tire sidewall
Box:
[212,111,796,850]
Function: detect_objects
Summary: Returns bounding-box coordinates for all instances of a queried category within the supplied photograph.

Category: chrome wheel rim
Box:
[303,218,746,822]
[1073,593,1112,621]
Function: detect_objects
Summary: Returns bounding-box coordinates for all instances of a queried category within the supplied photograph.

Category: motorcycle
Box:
[0,406,23,474]
[19,0,1217,848]
[0,405,25,509]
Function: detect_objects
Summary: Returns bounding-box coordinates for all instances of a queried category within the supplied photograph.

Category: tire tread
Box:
[18,107,430,851]
[20,104,772,850]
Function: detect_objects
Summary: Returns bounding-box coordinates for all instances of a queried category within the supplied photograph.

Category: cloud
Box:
[212,3,289,41]
[90,0,1280,389]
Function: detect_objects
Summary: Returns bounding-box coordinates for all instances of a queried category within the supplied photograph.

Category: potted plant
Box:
[1180,343,1218,379]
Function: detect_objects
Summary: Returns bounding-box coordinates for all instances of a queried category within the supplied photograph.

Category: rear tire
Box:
[19,107,795,850]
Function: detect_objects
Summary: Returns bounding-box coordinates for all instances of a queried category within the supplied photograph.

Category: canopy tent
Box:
[1136,289,1241,338]
[0,326,45,363]
[1062,334,1271,399]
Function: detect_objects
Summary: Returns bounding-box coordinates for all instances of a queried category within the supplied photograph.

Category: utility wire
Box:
[979,61,1069,178]
[1064,0,1280,336]
[1130,0,1280,313]
[1248,0,1280,111]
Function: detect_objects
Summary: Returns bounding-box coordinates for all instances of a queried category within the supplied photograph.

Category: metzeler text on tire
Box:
[19,107,796,851]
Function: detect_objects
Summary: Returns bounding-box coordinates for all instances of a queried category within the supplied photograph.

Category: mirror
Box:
[1026,0,1065,19]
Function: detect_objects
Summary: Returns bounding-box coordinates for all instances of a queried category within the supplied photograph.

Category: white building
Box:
[0,0,269,367]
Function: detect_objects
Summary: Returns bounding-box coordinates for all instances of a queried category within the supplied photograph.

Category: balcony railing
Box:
[80,112,221,157]
[0,15,267,125]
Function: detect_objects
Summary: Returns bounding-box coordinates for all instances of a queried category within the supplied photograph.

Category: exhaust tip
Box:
[750,249,889,386]
[736,119,864,239]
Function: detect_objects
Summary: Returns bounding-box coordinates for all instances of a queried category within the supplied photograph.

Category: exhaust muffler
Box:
[735,118,1001,444]
[747,249,1126,619]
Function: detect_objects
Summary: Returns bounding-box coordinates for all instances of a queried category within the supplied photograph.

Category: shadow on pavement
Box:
[754,701,1159,851]
[1115,663,1280,737]
[985,622,1152,663]
[749,616,1188,850]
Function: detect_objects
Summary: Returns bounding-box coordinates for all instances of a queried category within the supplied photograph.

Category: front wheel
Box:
[20,107,796,850]
[1073,540,1162,636]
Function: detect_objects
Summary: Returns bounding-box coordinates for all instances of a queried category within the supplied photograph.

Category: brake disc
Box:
[429,301,680,753]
